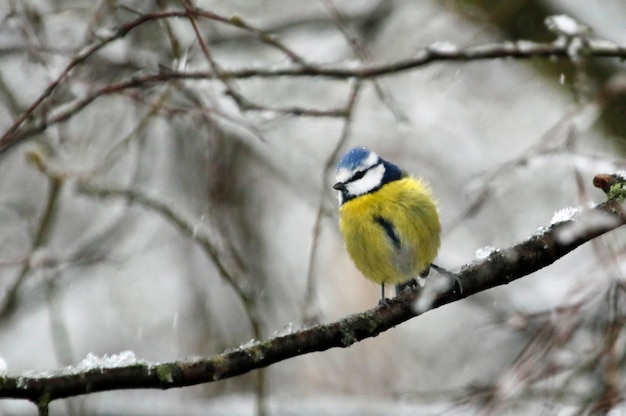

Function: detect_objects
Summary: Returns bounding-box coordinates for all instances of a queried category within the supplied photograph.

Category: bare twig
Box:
[75,183,261,339]
[0,172,62,320]
[177,4,273,407]
[0,6,309,153]
[321,0,407,122]
[2,35,625,153]
[303,79,362,323]
[445,94,612,234]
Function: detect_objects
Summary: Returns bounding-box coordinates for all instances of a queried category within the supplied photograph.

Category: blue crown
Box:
[337,147,375,171]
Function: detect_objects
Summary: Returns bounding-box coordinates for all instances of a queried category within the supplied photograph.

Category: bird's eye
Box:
[351,170,366,181]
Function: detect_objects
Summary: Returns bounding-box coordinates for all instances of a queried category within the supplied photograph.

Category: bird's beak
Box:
[333,182,345,191]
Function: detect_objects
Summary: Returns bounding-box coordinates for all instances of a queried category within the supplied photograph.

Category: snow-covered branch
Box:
[3,173,625,413]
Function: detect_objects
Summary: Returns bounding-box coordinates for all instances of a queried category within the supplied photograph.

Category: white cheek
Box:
[345,164,385,197]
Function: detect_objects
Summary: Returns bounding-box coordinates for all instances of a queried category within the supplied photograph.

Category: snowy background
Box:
[1,0,626,415]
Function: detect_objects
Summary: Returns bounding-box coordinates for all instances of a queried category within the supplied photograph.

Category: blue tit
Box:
[333,147,441,303]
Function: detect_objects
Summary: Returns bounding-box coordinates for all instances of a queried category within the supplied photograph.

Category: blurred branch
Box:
[303,79,362,323]
[445,95,625,234]
[75,182,262,340]
[471,302,583,413]
[0,151,63,320]
[0,5,308,154]
[464,283,626,413]
[2,173,625,408]
[2,19,626,153]
[588,285,623,414]
[321,0,407,123]
[1,7,297,117]
[177,3,274,408]
[93,84,173,176]
[180,0,249,118]
[322,0,408,122]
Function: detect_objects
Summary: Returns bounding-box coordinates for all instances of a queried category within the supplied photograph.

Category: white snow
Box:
[273,322,298,337]
[556,210,620,244]
[474,246,498,261]
[413,274,455,314]
[239,338,260,349]
[516,40,540,53]
[75,351,139,371]
[550,206,582,225]
[13,351,142,381]
[545,15,587,37]
[567,37,585,60]
[0,356,7,375]
[414,292,433,314]
[589,39,618,49]
[224,338,262,355]
[428,41,459,54]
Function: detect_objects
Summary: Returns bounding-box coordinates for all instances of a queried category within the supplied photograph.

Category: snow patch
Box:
[0,356,7,375]
[556,210,620,244]
[545,15,587,37]
[474,246,498,261]
[273,322,298,337]
[550,206,582,225]
[76,351,139,371]
[428,41,459,54]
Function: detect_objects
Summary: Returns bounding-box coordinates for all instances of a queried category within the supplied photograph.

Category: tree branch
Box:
[1,29,625,153]
[1,174,625,407]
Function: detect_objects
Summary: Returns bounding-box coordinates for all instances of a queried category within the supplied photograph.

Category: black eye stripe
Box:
[348,161,381,183]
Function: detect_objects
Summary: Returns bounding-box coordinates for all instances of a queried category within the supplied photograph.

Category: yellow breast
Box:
[338,177,441,285]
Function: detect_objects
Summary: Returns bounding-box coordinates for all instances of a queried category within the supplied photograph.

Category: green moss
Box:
[156,364,175,384]
[607,182,626,202]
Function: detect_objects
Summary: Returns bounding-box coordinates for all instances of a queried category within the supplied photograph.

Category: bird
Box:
[333,146,441,304]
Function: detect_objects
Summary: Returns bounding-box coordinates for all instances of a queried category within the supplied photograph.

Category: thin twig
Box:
[321,0,407,122]
[303,79,362,323]
[75,183,261,339]
[0,6,311,153]
[0,175,62,320]
[2,37,626,153]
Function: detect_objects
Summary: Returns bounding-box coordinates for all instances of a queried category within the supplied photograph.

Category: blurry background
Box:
[1,0,626,415]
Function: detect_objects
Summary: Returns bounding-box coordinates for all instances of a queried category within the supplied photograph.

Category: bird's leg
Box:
[378,283,389,306]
